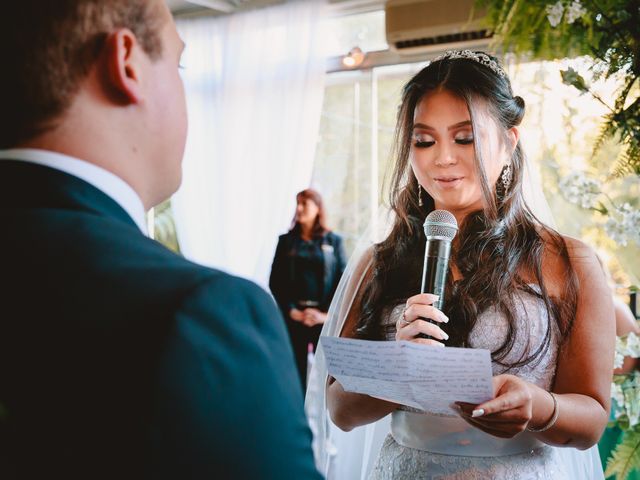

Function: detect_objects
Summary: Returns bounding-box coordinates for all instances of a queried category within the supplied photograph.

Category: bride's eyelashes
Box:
[454,136,474,145]
[412,133,474,148]
[413,132,435,148]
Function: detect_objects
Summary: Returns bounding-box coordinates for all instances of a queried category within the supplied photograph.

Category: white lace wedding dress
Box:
[305,247,604,480]
[367,286,596,479]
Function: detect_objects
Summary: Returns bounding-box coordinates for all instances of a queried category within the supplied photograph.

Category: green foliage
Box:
[606,347,640,478]
[560,67,590,92]
[613,144,640,177]
[479,0,591,59]
[606,425,640,480]
[613,369,640,428]
[478,0,640,176]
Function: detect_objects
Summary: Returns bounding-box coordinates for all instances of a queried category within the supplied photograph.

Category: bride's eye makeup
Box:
[454,131,474,145]
[413,132,435,148]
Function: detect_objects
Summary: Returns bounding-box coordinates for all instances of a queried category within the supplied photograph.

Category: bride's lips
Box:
[434,176,464,188]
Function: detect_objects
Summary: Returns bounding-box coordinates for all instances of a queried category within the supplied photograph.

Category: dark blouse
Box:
[269,230,346,315]
[291,238,324,306]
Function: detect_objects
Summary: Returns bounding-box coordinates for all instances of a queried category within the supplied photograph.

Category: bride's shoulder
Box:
[538,230,604,291]
[556,233,594,254]
[539,230,598,265]
[558,235,606,281]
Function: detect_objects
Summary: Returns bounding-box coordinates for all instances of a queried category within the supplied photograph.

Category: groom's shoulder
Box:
[134,242,277,316]
[177,266,280,324]
[65,221,277,320]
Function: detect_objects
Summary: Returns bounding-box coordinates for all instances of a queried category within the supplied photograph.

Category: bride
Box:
[306,50,615,479]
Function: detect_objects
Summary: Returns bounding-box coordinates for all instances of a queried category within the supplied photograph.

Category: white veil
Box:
[305,207,393,479]
[305,153,604,480]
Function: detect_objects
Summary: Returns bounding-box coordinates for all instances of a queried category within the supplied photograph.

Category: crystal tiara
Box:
[433,50,506,78]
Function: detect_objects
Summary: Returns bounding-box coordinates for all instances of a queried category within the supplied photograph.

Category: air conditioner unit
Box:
[385,0,492,56]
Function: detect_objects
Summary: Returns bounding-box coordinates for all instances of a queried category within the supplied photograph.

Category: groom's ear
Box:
[102,29,147,105]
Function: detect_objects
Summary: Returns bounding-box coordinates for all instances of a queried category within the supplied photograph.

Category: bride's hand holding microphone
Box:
[395,293,449,347]
[397,210,457,347]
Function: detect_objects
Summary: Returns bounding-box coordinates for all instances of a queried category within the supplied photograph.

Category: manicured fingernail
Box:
[471,409,485,418]
[441,331,449,340]
[442,315,449,323]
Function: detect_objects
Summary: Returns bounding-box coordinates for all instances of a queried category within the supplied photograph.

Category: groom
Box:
[0,1,320,479]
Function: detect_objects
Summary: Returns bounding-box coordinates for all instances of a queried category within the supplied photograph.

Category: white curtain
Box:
[173,0,327,288]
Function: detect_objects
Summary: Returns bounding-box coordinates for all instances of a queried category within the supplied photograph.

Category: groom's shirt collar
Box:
[0,148,148,235]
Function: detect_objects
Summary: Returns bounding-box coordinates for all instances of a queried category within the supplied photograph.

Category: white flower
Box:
[620,204,640,246]
[611,372,640,429]
[604,204,640,247]
[614,333,640,369]
[614,349,625,369]
[565,1,587,24]
[626,332,640,358]
[606,217,629,246]
[612,382,625,405]
[625,385,640,427]
[546,1,564,27]
[615,332,640,360]
[559,171,601,208]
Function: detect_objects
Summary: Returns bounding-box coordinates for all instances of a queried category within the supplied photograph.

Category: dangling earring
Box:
[501,164,512,191]
[418,183,423,207]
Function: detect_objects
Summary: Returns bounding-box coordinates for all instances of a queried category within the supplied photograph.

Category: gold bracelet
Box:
[526,391,559,433]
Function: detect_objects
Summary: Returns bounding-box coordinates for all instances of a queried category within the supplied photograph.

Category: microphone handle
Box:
[420,238,451,309]
[418,238,451,340]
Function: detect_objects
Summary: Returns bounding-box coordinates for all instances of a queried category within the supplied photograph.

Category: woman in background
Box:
[270,189,346,388]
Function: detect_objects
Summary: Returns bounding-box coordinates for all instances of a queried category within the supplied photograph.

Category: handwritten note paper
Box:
[320,336,494,415]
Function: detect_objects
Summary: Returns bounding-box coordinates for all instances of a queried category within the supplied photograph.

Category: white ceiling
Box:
[166,0,266,15]
[166,0,384,16]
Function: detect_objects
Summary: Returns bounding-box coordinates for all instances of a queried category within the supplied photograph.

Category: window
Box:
[312,56,638,292]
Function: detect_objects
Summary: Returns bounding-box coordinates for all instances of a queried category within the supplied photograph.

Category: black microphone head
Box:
[424,210,458,241]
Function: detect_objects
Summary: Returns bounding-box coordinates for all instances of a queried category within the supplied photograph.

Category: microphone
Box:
[420,209,458,313]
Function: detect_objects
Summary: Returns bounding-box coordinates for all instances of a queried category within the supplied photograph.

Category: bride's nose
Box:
[434,142,458,167]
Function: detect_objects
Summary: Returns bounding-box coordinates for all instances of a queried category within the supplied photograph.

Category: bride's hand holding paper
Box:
[456,373,535,439]
[456,373,560,440]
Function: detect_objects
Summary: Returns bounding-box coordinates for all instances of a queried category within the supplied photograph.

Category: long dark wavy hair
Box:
[355,53,578,369]
[290,188,330,239]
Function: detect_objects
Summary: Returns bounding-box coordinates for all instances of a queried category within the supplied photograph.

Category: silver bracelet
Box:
[526,391,559,433]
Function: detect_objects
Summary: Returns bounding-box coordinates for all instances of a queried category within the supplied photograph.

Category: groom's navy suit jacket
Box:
[0,160,321,479]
